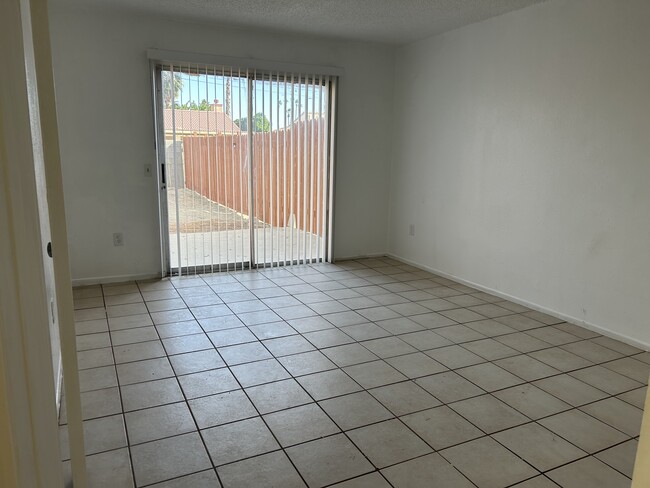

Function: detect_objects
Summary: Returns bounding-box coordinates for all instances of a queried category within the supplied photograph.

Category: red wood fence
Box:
[183,120,327,236]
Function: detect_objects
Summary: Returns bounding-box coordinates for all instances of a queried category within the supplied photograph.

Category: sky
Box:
[170,71,328,130]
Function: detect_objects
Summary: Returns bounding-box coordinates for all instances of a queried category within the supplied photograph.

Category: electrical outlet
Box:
[144,164,152,177]
[113,232,124,246]
[409,224,415,236]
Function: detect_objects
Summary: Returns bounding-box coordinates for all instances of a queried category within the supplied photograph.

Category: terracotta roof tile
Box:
[163,108,240,134]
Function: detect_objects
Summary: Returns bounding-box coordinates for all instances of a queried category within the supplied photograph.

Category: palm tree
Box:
[162,71,184,109]
[225,78,231,115]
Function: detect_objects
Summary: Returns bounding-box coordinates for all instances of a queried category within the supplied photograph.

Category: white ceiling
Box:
[53,0,547,45]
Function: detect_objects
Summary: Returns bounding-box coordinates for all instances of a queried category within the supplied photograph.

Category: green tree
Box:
[162,71,184,109]
[175,99,211,111]
[234,113,271,132]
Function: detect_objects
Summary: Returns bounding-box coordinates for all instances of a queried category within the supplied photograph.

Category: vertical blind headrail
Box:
[147,49,344,78]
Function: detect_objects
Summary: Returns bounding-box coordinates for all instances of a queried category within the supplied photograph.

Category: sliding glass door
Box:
[154,63,336,275]
[250,73,331,267]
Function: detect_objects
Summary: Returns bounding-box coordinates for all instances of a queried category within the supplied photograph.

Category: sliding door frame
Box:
[151,62,170,277]
[247,69,256,267]
[249,70,337,268]
[149,52,341,275]
[326,75,338,264]
[152,63,256,275]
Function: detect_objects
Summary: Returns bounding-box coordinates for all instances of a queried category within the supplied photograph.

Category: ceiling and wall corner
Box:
[51,0,548,45]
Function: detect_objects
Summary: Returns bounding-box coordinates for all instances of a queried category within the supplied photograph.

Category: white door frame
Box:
[0,0,87,486]
[29,0,88,485]
[0,0,64,485]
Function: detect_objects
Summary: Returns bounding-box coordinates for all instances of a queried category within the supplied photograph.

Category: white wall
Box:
[49,9,394,283]
[389,0,650,347]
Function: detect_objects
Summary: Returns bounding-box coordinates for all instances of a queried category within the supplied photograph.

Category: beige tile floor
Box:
[62,257,649,487]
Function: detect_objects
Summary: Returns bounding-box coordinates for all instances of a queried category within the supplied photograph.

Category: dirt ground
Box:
[167,188,268,233]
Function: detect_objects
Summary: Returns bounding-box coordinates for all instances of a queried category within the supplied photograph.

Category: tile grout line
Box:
[68,258,647,487]
[176,272,312,488]
[151,275,226,488]
[261,266,400,488]
[102,283,138,487]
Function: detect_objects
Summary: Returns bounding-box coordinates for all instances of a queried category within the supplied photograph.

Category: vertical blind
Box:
[157,63,336,274]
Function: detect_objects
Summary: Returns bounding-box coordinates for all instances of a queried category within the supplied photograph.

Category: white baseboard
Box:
[71,253,648,352]
[387,252,649,352]
[74,254,386,284]
[333,252,388,262]
[72,272,163,287]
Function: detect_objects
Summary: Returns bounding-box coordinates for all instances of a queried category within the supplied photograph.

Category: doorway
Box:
[154,64,336,275]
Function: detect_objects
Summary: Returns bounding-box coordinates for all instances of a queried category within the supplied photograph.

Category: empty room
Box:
[2,0,650,487]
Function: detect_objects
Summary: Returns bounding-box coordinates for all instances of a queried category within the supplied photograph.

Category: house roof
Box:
[163,108,241,134]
